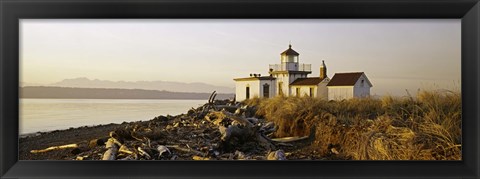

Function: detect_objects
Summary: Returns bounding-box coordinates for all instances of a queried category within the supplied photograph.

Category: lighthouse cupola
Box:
[280,43,299,64]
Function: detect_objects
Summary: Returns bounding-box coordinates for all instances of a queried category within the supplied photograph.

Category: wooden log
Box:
[118,145,133,155]
[30,144,78,153]
[70,142,90,155]
[102,138,119,160]
[214,105,240,113]
[192,155,210,160]
[219,124,274,151]
[206,111,228,126]
[166,145,204,156]
[271,136,309,143]
[219,125,254,142]
[219,110,254,127]
[260,122,276,134]
[157,145,171,157]
[267,150,286,160]
[137,147,151,159]
[214,110,276,150]
[256,133,275,150]
[88,137,109,148]
[234,150,248,160]
[208,91,216,104]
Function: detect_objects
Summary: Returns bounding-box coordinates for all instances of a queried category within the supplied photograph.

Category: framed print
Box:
[1,0,479,178]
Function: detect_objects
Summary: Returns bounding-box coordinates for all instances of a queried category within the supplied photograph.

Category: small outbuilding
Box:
[234,75,276,100]
[326,72,372,100]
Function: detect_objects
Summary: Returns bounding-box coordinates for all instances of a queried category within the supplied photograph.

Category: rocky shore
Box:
[20,92,319,160]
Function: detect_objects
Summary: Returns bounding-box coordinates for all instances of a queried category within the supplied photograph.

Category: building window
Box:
[263,84,270,98]
[296,88,300,97]
[361,79,365,87]
[246,86,250,99]
[278,82,283,95]
[310,87,314,97]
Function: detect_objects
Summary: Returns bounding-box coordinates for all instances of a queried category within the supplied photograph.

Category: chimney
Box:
[320,60,327,80]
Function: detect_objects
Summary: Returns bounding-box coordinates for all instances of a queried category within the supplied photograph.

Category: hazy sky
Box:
[20,19,460,96]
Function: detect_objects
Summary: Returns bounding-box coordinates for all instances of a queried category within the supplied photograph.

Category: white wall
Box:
[235,80,260,101]
[353,75,371,98]
[317,80,329,100]
[291,85,317,97]
[235,79,277,101]
[327,86,354,100]
[258,79,277,98]
[353,85,370,98]
[273,73,290,96]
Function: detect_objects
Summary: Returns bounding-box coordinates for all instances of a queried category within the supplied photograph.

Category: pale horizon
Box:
[20,19,461,96]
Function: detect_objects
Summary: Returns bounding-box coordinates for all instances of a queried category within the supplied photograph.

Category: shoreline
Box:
[19,123,124,138]
[19,97,318,160]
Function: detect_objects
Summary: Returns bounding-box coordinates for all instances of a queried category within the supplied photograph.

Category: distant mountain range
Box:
[22,77,234,93]
[20,86,234,100]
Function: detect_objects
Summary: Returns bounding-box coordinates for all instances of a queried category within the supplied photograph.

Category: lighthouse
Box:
[268,43,312,96]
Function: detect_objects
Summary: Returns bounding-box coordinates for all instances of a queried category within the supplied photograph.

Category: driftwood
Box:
[88,137,109,148]
[102,138,119,160]
[234,150,249,160]
[118,145,133,154]
[192,155,210,160]
[196,91,241,117]
[214,105,239,113]
[30,143,78,153]
[166,145,204,156]
[271,136,309,143]
[197,91,218,118]
[157,145,171,157]
[213,110,275,150]
[267,150,286,160]
[137,147,151,159]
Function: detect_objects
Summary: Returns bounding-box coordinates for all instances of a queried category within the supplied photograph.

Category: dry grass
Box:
[244,89,461,160]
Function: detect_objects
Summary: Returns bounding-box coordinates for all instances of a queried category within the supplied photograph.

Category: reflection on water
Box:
[19,98,205,134]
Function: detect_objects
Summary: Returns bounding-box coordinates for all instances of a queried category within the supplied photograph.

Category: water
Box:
[19,98,206,135]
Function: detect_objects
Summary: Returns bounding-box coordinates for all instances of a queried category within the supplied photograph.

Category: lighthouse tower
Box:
[269,44,312,96]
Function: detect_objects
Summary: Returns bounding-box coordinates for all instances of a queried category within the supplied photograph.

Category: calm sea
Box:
[19,98,206,135]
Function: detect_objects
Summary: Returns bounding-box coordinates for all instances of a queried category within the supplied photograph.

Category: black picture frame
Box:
[1,0,479,178]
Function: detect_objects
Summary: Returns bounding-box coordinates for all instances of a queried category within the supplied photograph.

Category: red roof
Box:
[290,78,323,85]
[280,45,299,56]
[326,72,365,86]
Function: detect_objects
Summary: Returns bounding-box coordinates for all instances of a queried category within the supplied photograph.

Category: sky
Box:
[20,19,461,96]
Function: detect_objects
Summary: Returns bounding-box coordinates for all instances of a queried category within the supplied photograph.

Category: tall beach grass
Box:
[244,89,461,160]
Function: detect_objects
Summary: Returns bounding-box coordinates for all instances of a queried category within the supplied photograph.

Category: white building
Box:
[234,76,276,100]
[233,44,372,101]
[327,72,373,101]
